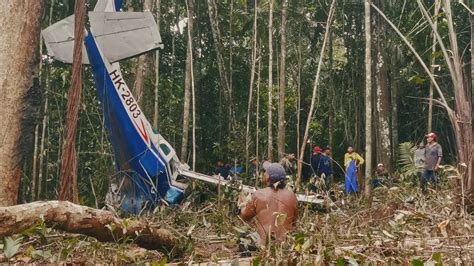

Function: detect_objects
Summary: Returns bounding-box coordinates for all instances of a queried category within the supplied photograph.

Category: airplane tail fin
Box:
[42,11,163,64]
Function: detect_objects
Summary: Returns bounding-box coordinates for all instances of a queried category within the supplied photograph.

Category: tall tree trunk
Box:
[58,0,86,203]
[181,0,194,163]
[443,1,473,189]
[32,125,39,201]
[296,0,336,188]
[267,0,274,162]
[296,32,302,175]
[374,0,391,172]
[207,0,235,128]
[229,0,233,103]
[246,0,258,172]
[277,0,288,160]
[364,0,373,201]
[255,53,262,187]
[188,0,196,170]
[0,1,44,206]
[133,0,153,107]
[153,0,161,129]
[390,48,399,165]
[38,0,55,200]
[427,0,441,133]
[470,13,474,189]
[328,31,334,149]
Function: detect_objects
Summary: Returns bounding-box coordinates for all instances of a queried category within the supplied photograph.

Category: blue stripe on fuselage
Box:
[84,33,176,204]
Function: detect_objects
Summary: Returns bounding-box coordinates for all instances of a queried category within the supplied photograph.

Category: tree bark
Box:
[59,0,86,203]
[296,32,302,176]
[153,0,161,129]
[0,201,177,250]
[374,0,391,172]
[364,0,373,201]
[390,48,399,165]
[32,125,39,200]
[0,1,44,206]
[133,0,153,107]
[443,1,473,189]
[180,0,194,163]
[255,54,262,187]
[267,0,274,162]
[277,0,288,160]
[246,0,258,173]
[296,0,336,187]
[427,0,441,133]
[38,0,55,200]
[187,0,197,170]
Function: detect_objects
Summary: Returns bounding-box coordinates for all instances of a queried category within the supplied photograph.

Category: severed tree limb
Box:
[0,201,178,250]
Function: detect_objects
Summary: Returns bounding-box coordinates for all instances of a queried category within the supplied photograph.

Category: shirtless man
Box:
[239,163,298,244]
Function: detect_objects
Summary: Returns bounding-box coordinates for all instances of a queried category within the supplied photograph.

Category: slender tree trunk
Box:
[181,0,194,163]
[374,0,391,172]
[32,125,39,201]
[229,0,233,102]
[132,0,153,107]
[277,0,288,160]
[296,32,302,175]
[38,0,54,200]
[443,1,473,189]
[153,0,161,129]
[58,0,86,203]
[328,31,334,149]
[246,0,258,173]
[0,1,44,206]
[390,49,399,164]
[255,50,262,187]
[364,0,373,201]
[171,0,177,77]
[470,13,474,189]
[267,0,274,162]
[207,0,235,127]
[296,0,336,187]
[186,0,196,170]
[427,0,440,133]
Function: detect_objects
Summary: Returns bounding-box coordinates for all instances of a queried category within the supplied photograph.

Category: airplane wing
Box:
[42,11,162,64]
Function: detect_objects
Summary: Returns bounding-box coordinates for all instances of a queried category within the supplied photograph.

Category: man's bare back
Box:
[240,186,298,243]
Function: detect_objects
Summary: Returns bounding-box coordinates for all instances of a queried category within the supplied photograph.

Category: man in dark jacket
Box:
[316,147,333,191]
[311,146,321,175]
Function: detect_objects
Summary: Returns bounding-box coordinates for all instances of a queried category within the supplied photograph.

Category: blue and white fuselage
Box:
[42,0,187,212]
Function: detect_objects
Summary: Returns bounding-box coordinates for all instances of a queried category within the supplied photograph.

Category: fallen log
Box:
[0,201,177,250]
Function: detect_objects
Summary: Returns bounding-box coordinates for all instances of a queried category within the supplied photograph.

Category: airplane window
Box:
[160,143,171,155]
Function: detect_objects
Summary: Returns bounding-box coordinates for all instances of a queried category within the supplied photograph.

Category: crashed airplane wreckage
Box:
[42,0,323,213]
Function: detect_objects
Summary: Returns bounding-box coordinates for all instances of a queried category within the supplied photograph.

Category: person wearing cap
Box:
[311,146,322,175]
[422,132,442,192]
[372,163,391,188]
[239,163,298,244]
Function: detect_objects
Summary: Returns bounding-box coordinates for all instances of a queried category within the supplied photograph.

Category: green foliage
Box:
[397,142,422,181]
[2,236,23,260]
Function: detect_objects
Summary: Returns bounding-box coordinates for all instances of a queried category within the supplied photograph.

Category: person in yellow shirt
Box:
[344,146,365,192]
[344,146,365,169]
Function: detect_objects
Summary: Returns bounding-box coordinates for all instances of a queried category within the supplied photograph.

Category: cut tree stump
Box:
[0,201,177,250]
